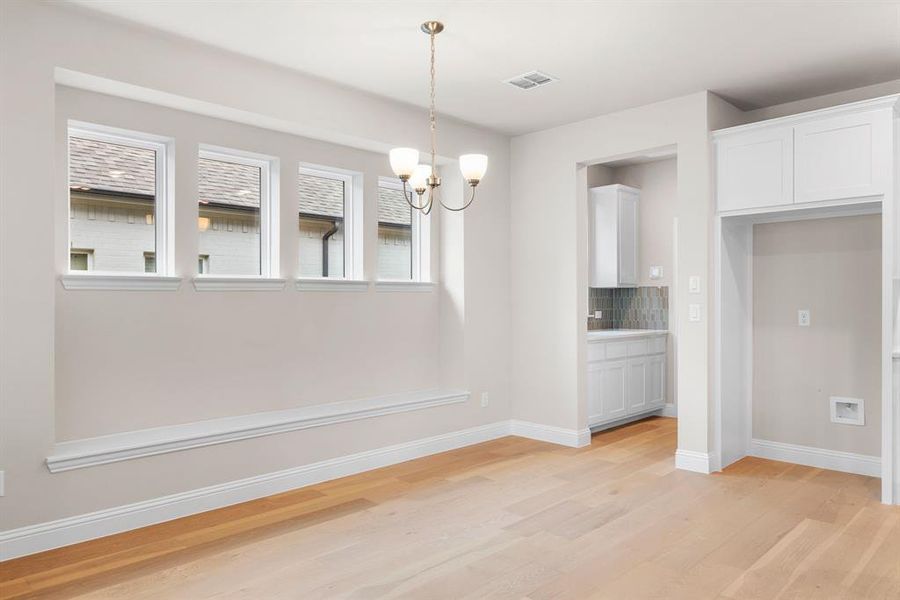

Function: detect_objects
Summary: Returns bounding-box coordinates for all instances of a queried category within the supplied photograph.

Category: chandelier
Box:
[389,21,488,214]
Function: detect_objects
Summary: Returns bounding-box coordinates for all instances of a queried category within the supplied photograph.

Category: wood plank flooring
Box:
[2,417,898,599]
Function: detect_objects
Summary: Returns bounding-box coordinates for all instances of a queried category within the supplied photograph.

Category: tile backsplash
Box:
[588,286,669,330]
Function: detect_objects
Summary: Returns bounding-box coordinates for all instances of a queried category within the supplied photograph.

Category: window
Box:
[68,122,171,275]
[197,146,279,277]
[69,249,93,271]
[377,178,429,281]
[298,166,357,279]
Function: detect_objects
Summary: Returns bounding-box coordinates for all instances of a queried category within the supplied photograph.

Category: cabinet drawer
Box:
[587,342,605,362]
[626,340,648,356]
[606,341,628,359]
[649,336,666,354]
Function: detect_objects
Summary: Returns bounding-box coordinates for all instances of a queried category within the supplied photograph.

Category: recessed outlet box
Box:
[830,396,864,426]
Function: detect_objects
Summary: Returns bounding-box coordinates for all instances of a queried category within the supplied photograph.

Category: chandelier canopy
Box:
[389,21,488,214]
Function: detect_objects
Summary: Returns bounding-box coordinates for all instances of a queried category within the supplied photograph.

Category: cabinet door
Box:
[601,360,628,421]
[794,110,890,204]
[716,126,793,212]
[626,357,647,414]
[617,191,639,286]
[646,354,666,408]
[586,361,604,426]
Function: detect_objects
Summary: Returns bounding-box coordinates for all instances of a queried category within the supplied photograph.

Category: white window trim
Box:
[67,121,175,280]
[60,274,182,291]
[296,278,369,292]
[377,177,431,284]
[298,163,363,281]
[374,281,436,293]
[195,145,280,289]
[193,276,286,292]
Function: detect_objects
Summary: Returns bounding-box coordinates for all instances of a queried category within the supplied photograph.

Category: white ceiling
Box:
[67,1,900,136]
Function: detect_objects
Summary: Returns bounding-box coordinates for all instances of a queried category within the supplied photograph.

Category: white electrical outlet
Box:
[481,392,489,408]
[593,310,602,319]
[649,266,663,280]
[0,470,4,497]
[798,309,810,327]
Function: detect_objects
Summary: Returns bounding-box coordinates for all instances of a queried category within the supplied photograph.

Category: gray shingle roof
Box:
[69,135,411,226]
[198,157,260,208]
[69,137,156,197]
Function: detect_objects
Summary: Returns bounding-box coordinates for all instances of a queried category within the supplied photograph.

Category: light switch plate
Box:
[689,276,701,294]
[689,304,701,322]
[798,309,810,327]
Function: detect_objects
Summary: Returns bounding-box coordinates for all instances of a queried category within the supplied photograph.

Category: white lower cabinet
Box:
[587,334,666,428]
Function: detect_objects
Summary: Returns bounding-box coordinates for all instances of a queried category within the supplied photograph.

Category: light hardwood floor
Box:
[2,417,898,599]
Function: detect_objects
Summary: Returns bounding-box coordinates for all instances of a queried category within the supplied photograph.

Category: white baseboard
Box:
[675,449,714,474]
[749,438,880,477]
[661,403,677,418]
[1,418,596,561]
[509,419,591,448]
[0,421,508,561]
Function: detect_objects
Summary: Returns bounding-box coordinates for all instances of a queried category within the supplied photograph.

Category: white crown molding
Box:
[192,277,286,291]
[713,93,900,138]
[46,390,470,473]
[675,449,714,474]
[296,278,369,292]
[60,274,182,291]
[749,438,880,477]
[509,420,591,448]
[374,281,437,293]
[4,420,510,561]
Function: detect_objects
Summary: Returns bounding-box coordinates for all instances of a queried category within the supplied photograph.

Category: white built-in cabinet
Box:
[589,184,639,287]
[586,332,666,428]
[715,102,893,213]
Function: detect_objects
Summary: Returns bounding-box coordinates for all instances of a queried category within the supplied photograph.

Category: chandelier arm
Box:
[400,179,429,211]
[438,185,477,212]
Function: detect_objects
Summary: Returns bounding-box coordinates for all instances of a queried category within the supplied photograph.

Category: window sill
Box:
[296,278,369,292]
[193,277,286,291]
[60,274,182,291]
[375,281,437,293]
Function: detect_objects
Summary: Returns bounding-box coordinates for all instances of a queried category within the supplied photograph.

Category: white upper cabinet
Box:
[714,96,897,213]
[716,126,793,212]
[794,110,890,204]
[589,184,639,288]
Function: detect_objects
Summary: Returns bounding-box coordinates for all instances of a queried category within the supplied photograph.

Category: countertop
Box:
[587,329,668,340]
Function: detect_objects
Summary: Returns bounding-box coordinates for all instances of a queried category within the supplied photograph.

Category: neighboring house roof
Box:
[69,136,412,226]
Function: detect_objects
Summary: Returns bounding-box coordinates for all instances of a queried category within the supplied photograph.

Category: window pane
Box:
[198,157,261,276]
[377,185,413,280]
[69,136,157,273]
[298,172,345,278]
[70,251,91,271]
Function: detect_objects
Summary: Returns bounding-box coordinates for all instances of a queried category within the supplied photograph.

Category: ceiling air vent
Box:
[504,71,558,91]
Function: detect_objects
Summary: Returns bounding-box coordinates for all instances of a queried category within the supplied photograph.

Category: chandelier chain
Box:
[429,28,437,171]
